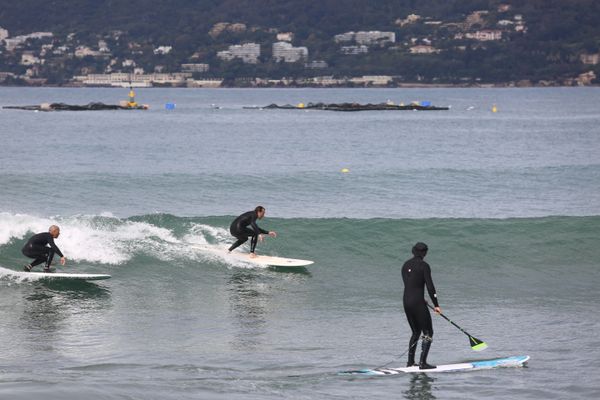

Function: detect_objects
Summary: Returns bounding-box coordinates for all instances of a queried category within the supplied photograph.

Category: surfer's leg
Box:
[44,248,55,271]
[404,306,421,367]
[228,236,248,252]
[228,228,255,252]
[250,234,259,253]
[23,247,50,270]
[419,308,435,369]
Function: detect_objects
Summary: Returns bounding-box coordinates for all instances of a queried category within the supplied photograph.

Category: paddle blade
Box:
[469,336,488,351]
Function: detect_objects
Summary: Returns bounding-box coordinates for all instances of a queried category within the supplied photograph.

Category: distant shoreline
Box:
[0,83,598,89]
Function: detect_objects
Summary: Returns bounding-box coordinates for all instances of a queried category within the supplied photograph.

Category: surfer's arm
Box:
[48,237,64,258]
[423,263,439,308]
[250,219,269,235]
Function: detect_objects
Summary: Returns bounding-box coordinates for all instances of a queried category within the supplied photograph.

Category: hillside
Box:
[1,0,599,86]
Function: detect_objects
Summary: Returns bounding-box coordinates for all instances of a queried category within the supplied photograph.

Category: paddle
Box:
[427,304,488,351]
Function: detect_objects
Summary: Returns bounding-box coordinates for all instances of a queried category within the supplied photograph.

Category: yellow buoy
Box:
[297,102,305,108]
[341,168,350,173]
[127,88,138,108]
[492,104,498,113]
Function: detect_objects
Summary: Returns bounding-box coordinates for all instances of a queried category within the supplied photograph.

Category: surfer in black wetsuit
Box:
[228,206,277,257]
[402,242,441,370]
[22,225,67,273]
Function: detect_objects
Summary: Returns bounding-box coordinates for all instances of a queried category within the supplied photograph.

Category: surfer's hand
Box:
[258,234,264,242]
[434,307,441,314]
[269,231,277,238]
[60,257,66,266]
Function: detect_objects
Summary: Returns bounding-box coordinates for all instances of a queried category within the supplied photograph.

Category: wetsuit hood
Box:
[412,242,428,259]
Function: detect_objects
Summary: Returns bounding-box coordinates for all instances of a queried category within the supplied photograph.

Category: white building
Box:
[20,52,41,65]
[580,53,600,65]
[336,31,395,46]
[497,20,514,26]
[349,75,393,86]
[75,46,107,58]
[3,31,53,51]
[276,32,294,42]
[98,40,110,53]
[154,46,173,55]
[334,32,356,42]
[272,42,308,62]
[310,76,345,86]
[25,32,53,40]
[52,45,69,55]
[305,60,328,69]
[396,14,421,26]
[75,72,192,87]
[465,30,502,41]
[40,43,54,56]
[409,45,438,54]
[187,78,223,88]
[217,43,260,64]
[3,38,24,51]
[340,45,368,55]
[181,63,210,73]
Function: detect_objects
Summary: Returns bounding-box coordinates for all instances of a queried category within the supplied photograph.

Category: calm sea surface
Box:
[1,87,599,399]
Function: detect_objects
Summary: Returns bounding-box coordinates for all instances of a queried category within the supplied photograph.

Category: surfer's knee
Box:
[421,334,433,342]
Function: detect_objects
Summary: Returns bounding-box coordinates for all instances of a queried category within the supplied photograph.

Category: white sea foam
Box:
[0,213,263,269]
[183,224,268,269]
[0,266,46,283]
[0,212,183,265]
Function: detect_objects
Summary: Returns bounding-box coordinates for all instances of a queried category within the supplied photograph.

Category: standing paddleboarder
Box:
[402,242,441,369]
[228,206,276,257]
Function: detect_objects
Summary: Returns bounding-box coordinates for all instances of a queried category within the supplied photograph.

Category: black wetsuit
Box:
[228,211,269,253]
[402,255,439,355]
[22,232,63,268]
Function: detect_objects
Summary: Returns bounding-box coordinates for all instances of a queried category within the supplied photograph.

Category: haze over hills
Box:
[0,0,599,86]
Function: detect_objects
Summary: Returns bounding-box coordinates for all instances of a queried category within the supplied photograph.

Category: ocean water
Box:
[0,87,599,399]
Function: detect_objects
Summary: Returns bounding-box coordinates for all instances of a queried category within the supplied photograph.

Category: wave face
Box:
[1,212,597,272]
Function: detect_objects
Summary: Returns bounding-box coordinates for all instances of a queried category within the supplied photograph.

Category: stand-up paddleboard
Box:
[193,245,314,267]
[22,271,111,281]
[339,355,529,375]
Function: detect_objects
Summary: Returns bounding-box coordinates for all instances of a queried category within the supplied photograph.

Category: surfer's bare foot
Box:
[23,264,32,272]
[249,252,257,258]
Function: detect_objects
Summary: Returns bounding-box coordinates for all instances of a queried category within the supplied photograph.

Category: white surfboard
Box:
[22,271,111,281]
[339,355,529,375]
[193,245,314,267]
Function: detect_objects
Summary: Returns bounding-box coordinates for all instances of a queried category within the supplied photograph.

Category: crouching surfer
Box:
[402,242,441,369]
[228,206,276,257]
[22,225,66,273]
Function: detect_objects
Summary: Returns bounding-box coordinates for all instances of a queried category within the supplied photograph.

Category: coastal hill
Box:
[1,0,599,86]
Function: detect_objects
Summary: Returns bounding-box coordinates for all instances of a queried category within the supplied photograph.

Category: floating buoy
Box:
[165,102,176,110]
[341,168,350,173]
[492,104,498,113]
[297,102,305,108]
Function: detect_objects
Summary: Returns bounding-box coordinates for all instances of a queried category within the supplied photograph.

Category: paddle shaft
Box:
[427,303,475,339]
